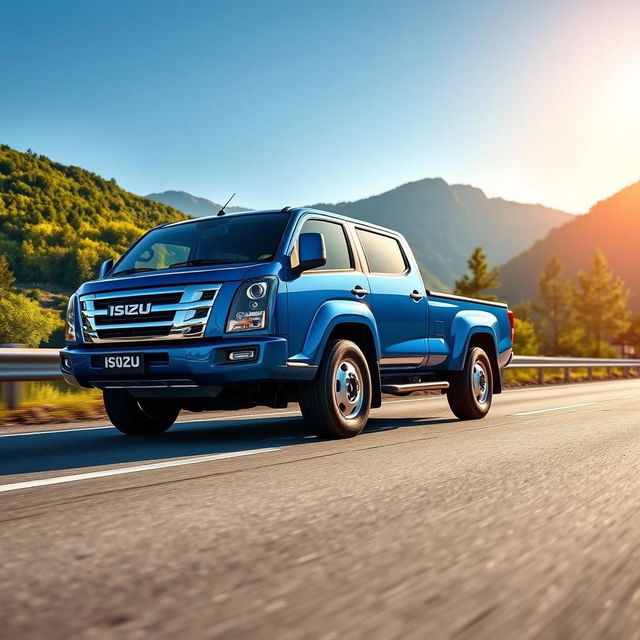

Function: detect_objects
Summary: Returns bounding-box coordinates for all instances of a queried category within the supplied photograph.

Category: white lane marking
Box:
[3,387,637,438]
[0,448,279,493]
[513,394,636,416]
[514,402,596,416]
[0,425,113,438]
[0,396,447,437]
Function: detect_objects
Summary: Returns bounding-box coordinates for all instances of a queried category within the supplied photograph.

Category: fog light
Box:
[228,349,256,362]
[61,355,72,372]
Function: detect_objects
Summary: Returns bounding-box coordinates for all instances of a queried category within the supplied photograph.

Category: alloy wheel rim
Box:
[334,359,364,419]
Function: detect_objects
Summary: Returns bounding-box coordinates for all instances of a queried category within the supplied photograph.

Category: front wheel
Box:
[103,389,180,435]
[299,339,372,438]
[447,346,493,420]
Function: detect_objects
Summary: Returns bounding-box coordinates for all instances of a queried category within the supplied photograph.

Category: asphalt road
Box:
[2,379,640,639]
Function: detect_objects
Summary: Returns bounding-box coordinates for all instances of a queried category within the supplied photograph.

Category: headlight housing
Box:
[65,294,77,342]
[226,278,276,332]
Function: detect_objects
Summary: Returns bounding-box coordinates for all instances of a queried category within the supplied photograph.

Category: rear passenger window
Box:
[299,219,353,270]
[356,229,407,274]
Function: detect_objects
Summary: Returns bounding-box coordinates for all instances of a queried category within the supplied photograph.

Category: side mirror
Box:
[99,258,114,279]
[293,232,326,275]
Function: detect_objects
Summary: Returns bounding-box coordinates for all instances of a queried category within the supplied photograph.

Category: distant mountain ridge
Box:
[146,190,248,216]
[150,180,571,290]
[310,178,572,289]
[498,181,640,310]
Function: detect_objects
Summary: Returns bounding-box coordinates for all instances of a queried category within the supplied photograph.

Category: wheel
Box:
[103,389,180,435]
[447,346,493,420]
[299,339,372,438]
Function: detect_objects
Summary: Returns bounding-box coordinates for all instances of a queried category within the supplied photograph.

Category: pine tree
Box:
[533,255,572,355]
[573,249,630,357]
[511,304,539,355]
[453,247,500,301]
[0,255,15,293]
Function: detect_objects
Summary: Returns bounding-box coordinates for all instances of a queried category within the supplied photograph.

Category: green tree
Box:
[453,247,500,301]
[0,292,62,347]
[615,313,640,358]
[511,304,539,355]
[573,249,631,357]
[0,255,15,293]
[532,255,573,355]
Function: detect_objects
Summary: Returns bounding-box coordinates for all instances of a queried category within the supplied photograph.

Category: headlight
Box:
[226,278,275,332]
[65,294,77,342]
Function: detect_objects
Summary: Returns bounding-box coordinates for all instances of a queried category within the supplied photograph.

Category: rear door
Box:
[285,216,370,359]
[354,227,428,369]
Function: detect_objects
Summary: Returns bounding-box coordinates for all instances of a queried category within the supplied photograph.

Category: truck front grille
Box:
[79,285,220,343]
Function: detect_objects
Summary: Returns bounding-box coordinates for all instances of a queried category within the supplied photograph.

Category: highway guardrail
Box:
[1,348,639,410]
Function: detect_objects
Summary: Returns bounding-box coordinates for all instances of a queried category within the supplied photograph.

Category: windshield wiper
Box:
[112,267,158,276]
[168,259,232,268]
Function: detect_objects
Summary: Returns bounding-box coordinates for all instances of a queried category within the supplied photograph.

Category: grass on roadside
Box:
[0,381,103,424]
[504,367,635,386]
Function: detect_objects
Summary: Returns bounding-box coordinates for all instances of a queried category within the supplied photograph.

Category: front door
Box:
[286,217,370,360]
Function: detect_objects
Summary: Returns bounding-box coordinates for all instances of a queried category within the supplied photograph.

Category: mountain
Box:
[310,178,572,290]
[498,181,640,310]
[147,190,248,216]
[0,145,186,290]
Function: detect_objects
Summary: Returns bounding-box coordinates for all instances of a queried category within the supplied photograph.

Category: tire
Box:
[103,389,180,435]
[299,339,372,439]
[447,346,493,420]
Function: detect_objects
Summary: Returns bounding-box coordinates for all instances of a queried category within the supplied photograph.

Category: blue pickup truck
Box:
[61,207,514,438]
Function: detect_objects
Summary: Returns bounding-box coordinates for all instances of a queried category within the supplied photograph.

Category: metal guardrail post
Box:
[564,367,570,383]
[537,368,544,385]
[1,344,25,410]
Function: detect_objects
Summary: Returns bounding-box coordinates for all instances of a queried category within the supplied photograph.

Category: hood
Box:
[76,261,283,296]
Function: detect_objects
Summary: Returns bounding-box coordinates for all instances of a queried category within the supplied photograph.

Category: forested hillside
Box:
[0,146,186,290]
[499,181,640,310]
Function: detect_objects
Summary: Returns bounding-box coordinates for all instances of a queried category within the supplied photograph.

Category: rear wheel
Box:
[299,339,372,438]
[103,389,180,435]
[447,346,493,420]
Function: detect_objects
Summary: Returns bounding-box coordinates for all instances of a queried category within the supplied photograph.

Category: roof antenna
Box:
[217,193,236,216]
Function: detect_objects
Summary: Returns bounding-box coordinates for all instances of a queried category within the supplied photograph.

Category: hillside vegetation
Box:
[499,181,640,310]
[0,146,186,290]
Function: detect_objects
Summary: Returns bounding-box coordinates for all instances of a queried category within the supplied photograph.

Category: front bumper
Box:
[61,336,316,389]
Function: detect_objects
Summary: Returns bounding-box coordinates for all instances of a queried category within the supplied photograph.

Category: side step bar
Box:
[381,381,450,396]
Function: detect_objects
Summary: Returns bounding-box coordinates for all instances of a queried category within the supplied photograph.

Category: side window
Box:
[299,219,353,271]
[356,229,407,274]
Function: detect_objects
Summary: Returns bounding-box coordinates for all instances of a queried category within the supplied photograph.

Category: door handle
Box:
[351,286,369,297]
[410,290,424,301]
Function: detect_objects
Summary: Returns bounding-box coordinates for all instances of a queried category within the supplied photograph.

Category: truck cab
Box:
[61,208,513,438]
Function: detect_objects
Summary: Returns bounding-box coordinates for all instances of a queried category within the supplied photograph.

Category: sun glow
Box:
[608,57,640,130]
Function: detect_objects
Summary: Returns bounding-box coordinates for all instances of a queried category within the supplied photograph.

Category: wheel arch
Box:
[467,332,502,394]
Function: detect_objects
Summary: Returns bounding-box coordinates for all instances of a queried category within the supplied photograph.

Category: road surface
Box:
[2,379,640,639]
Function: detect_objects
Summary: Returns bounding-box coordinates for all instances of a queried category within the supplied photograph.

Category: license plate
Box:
[101,354,144,374]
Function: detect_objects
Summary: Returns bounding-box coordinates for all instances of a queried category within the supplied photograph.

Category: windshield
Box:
[112,213,289,276]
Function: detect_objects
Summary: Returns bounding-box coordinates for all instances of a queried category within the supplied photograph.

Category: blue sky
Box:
[2,0,639,212]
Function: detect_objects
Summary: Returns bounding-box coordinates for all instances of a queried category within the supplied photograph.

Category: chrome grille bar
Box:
[79,284,220,343]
